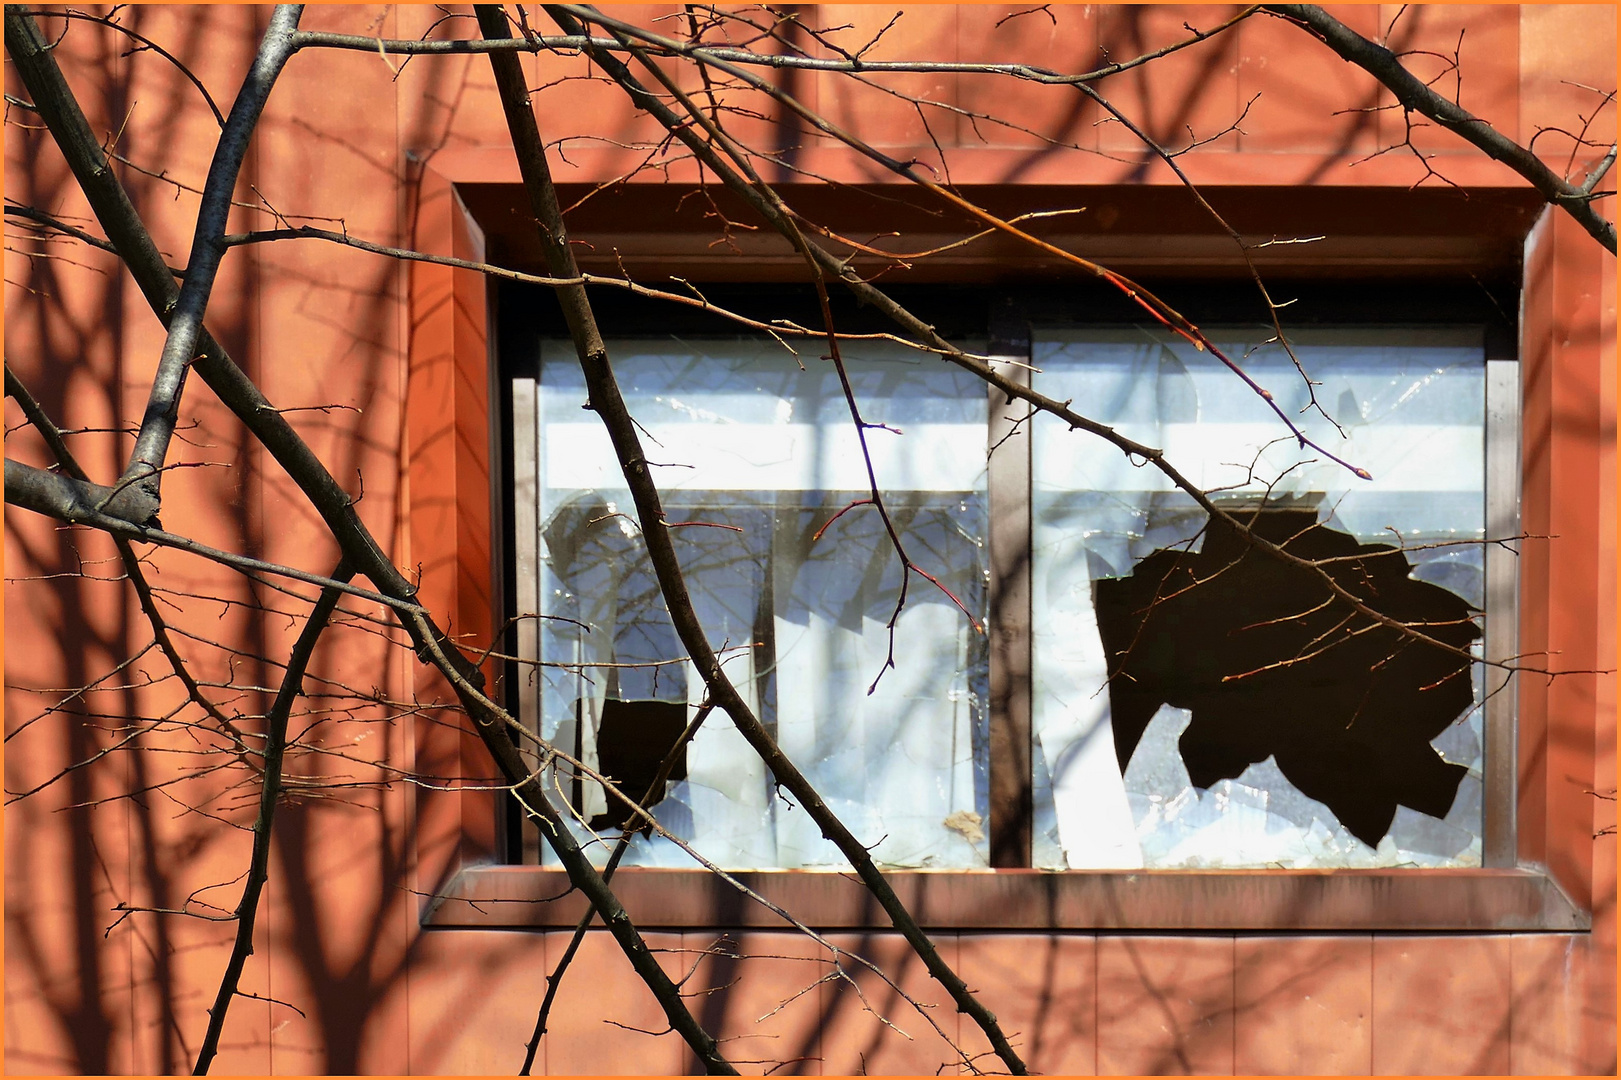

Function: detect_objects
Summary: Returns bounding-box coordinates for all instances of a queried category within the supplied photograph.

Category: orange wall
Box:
[3,5,1614,1073]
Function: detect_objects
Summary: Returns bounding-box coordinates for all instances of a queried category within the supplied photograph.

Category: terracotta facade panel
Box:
[1097,935,1234,1075]
[677,931,830,1075]
[1370,936,1511,1074]
[958,933,1097,1075]
[1235,6,1382,156]
[1509,933,1601,1075]
[404,929,547,1075]
[815,932,966,1076]
[389,4,536,156]
[813,5,961,166]
[952,6,1101,158]
[540,930,690,1076]
[1233,936,1373,1075]
[1093,6,1244,170]
[1519,5,1617,187]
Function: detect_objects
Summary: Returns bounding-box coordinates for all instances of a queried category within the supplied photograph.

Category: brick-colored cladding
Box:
[5,5,1613,1074]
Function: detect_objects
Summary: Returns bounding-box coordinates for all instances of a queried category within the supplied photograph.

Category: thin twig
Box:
[289,12,1249,90]
[193,559,352,1075]
[1263,4,1616,253]
[14,7,227,126]
[3,364,250,753]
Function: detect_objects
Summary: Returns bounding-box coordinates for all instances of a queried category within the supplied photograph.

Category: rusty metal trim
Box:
[423,865,1587,932]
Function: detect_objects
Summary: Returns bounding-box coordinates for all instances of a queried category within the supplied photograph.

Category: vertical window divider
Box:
[512,374,545,865]
[1483,338,1521,868]
[987,317,1035,867]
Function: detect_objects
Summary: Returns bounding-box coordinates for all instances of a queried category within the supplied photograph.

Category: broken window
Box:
[1029,329,1493,868]
[507,316,1508,872]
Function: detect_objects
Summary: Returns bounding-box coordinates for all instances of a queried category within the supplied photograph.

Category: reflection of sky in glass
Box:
[1030,328,1487,869]
[531,340,989,870]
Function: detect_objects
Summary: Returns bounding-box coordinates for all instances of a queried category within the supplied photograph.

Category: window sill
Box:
[423,865,1587,933]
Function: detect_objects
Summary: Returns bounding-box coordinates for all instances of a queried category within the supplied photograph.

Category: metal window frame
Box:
[1482,351,1521,868]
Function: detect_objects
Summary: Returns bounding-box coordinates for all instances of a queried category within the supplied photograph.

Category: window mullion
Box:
[987,347,1034,868]
[1483,351,1521,867]
[512,375,545,865]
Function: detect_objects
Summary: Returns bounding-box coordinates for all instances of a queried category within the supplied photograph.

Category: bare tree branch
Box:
[558,4,1373,480]
[547,2,1544,680]
[4,363,249,752]
[5,7,432,628]
[474,8,747,1070]
[290,9,1256,88]
[1264,4,1616,254]
[7,26,726,1060]
[484,5,1020,1071]
[193,559,352,1076]
[12,7,227,127]
[121,4,303,506]
[3,459,410,610]
[5,201,153,265]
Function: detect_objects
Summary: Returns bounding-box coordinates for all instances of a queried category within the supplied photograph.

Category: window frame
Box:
[481,285,1577,929]
[406,169,1591,932]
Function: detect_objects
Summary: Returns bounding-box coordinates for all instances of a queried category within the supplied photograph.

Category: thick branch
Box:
[122,4,303,503]
[3,454,159,526]
[547,2,1525,679]
[473,8,736,1071]
[5,364,247,749]
[485,5,1016,1072]
[193,559,353,1076]
[9,13,728,1071]
[1265,4,1616,254]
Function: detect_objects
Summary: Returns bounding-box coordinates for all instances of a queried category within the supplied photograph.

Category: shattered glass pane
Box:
[532,340,989,869]
[1030,328,1487,868]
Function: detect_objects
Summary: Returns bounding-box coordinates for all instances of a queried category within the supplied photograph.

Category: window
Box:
[500,283,1517,874]
[1028,327,1503,869]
